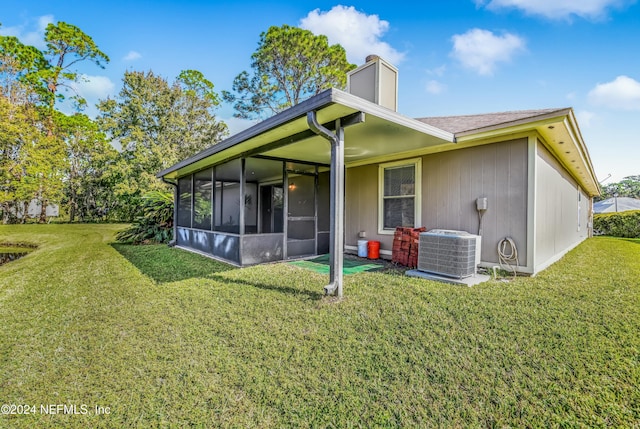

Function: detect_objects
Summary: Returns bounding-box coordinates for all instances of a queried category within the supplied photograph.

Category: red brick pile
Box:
[391,227,426,268]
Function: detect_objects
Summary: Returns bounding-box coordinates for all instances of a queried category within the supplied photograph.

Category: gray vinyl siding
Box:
[534,141,590,271]
[345,138,528,264]
[421,139,528,265]
[379,62,398,111]
[345,164,390,248]
[347,63,376,105]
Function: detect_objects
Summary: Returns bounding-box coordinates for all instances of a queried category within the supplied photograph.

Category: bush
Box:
[593,210,640,238]
[115,191,173,244]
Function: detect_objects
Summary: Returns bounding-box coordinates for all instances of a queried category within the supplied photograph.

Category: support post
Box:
[239,158,246,235]
[173,183,178,244]
[331,123,345,297]
[239,158,245,265]
[307,112,344,297]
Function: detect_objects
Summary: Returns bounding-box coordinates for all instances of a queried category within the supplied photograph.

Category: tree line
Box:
[598,176,640,201]
[1,22,353,224]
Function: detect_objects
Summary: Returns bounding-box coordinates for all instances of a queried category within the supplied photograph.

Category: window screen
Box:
[382,165,416,229]
[177,176,192,228]
[193,168,213,230]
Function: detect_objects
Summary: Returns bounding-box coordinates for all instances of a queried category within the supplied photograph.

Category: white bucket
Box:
[357,240,368,257]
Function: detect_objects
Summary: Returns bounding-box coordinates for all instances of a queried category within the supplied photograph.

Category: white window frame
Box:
[577,188,582,232]
[378,158,422,235]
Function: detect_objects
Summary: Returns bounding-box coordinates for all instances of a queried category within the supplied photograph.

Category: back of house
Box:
[158,55,599,277]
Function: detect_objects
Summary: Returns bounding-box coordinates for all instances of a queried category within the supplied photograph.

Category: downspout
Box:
[307,111,344,297]
[162,177,178,247]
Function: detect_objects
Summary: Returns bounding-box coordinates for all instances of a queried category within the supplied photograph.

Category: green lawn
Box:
[0,224,638,427]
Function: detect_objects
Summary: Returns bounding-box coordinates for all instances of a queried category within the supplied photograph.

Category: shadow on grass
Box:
[111,243,233,284]
[208,273,324,301]
[622,238,640,245]
[110,243,324,299]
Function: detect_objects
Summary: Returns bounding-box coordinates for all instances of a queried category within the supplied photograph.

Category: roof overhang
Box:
[157,88,454,180]
[455,108,600,197]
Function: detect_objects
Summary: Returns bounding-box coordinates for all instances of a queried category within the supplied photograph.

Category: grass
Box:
[110,242,233,283]
[0,224,638,428]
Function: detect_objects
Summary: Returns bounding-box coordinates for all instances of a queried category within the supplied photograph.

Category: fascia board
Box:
[331,90,454,142]
[455,110,570,141]
[157,90,336,178]
[564,111,601,196]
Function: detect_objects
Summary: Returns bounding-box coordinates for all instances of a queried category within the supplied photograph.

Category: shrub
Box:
[593,210,640,238]
[115,191,173,244]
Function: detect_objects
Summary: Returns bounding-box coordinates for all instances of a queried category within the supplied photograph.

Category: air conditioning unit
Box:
[418,230,481,278]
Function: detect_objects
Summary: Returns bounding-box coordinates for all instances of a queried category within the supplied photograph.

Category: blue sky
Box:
[2,0,639,182]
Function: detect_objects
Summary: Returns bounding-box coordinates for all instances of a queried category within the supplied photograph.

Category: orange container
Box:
[367,240,380,259]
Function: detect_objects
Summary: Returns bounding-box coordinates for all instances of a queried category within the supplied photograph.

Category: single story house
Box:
[1,199,59,222]
[158,55,599,296]
[593,196,640,213]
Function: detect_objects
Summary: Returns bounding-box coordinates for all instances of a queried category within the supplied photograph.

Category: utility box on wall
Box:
[347,55,398,112]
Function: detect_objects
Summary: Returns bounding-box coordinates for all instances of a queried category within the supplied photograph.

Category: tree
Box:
[0,21,110,223]
[222,25,355,119]
[0,32,47,104]
[97,70,227,220]
[55,112,117,221]
[0,98,65,223]
[599,175,640,201]
[25,132,67,223]
[0,96,41,222]
[34,21,109,114]
[175,69,228,159]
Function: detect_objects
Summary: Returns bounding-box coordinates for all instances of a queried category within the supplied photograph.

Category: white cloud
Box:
[37,15,54,31]
[450,28,525,76]
[300,5,404,65]
[74,74,116,100]
[0,15,53,49]
[123,50,142,61]
[588,76,640,110]
[476,0,631,20]
[58,75,115,118]
[223,116,259,136]
[576,110,597,127]
[426,80,446,94]
[427,65,447,77]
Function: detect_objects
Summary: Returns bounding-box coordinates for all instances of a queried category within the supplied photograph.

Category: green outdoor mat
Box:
[289,254,382,275]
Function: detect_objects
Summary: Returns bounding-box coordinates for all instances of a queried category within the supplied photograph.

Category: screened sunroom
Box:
[159,58,455,295]
[174,156,331,266]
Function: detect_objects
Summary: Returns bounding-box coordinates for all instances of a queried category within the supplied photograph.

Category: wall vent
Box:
[418,230,481,278]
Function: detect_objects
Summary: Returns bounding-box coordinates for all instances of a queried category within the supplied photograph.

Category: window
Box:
[177,176,192,228]
[214,159,241,234]
[378,158,421,234]
[193,168,213,230]
[577,188,582,232]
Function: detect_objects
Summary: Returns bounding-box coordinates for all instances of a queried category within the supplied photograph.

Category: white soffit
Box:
[536,117,599,196]
[159,88,454,179]
[263,108,455,164]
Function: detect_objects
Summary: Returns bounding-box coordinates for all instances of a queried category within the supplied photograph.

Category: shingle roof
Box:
[416,108,568,134]
[593,197,640,213]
